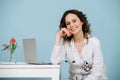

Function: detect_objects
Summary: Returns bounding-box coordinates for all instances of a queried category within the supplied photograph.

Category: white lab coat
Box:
[51,36,108,80]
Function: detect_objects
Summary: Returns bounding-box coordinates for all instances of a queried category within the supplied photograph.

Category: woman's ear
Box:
[81,21,84,25]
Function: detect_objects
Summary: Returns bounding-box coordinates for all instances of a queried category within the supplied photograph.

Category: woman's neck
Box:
[74,31,84,43]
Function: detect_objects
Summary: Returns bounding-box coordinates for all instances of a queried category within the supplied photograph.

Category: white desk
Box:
[0,63,60,80]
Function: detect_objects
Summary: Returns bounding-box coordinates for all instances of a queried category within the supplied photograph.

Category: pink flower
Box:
[2,44,9,50]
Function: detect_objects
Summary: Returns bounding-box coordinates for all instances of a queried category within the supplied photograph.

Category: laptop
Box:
[23,38,52,65]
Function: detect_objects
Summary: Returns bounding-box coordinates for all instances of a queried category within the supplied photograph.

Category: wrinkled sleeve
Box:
[50,43,66,65]
[85,39,108,80]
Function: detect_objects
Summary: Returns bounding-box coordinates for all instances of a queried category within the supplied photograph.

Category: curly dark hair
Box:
[59,9,91,42]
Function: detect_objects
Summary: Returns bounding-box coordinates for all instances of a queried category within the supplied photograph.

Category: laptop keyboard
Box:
[28,62,52,65]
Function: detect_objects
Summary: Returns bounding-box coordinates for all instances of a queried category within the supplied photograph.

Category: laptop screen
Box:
[23,38,39,64]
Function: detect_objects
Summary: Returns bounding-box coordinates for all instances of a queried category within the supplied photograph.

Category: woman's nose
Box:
[70,23,74,27]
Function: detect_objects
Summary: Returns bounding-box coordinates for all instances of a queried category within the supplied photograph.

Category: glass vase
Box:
[9,53,13,62]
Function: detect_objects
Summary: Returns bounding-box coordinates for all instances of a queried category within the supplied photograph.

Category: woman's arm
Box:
[50,43,66,64]
[51,28,71,64]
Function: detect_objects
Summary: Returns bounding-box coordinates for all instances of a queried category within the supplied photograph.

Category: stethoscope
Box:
[65,60,92,72]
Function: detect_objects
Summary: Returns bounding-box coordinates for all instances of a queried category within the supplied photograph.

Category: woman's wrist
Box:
[55,33,61,46]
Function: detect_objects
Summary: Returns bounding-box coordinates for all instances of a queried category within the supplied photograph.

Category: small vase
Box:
[9,53,13,62]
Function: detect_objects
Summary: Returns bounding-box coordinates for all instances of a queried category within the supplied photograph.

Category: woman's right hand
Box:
[55,28,72,46]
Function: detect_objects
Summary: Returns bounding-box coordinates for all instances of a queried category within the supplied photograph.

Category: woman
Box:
[51,9,108,80]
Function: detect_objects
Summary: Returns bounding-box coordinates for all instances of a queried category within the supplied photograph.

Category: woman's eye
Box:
[66,23,70,26]
[73,20,76,23]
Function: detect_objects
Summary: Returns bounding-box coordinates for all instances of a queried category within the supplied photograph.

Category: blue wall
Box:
[0,0,120,80]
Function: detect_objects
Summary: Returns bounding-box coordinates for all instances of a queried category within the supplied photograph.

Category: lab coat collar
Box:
[70,38,87,46]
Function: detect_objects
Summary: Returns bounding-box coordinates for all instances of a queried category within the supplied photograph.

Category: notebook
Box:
[23,38,52,65]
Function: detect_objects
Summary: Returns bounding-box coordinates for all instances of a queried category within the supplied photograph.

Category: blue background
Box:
[0,0,120,80]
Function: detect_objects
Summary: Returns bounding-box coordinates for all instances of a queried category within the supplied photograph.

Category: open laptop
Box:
[23,38,52,65]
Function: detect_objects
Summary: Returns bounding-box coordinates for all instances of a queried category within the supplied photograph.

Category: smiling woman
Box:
[59,10,91,43]
[0,0,120,80]
[51,9,108,80]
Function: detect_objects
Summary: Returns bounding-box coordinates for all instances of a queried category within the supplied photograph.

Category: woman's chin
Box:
[70,31,76,34]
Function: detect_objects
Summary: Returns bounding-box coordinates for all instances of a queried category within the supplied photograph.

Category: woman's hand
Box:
[55,28,72,46]
[58,28,71,37]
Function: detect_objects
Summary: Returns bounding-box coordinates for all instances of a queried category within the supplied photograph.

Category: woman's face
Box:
[65,13,83,35]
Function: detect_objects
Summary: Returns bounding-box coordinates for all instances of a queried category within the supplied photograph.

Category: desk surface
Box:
[0,62,60,69]
[0,62,60,80]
